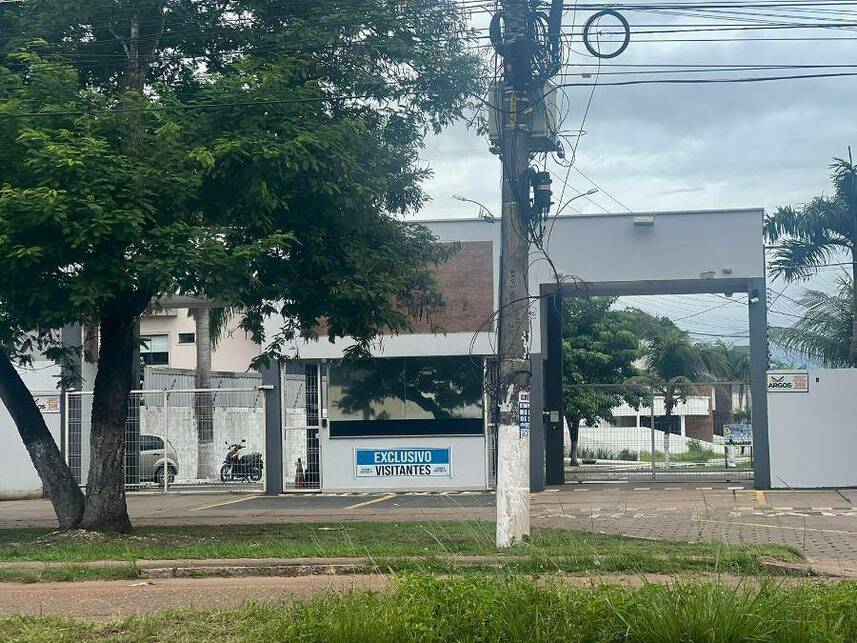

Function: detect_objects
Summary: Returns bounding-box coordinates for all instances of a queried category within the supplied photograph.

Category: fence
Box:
[66,387,267,492]
[565,382,753,481]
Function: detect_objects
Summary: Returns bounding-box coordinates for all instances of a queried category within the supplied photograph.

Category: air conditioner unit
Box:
[487,81,558,154]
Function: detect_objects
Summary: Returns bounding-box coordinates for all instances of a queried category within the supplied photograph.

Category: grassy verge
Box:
[0,522,801,582]
[0,564,140,584]
[3,575,857,641]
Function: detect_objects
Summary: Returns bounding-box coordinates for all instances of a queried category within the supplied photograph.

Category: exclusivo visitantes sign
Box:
[355,448,451,478]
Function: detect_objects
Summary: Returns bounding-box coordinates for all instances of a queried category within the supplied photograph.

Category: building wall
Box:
[0,362,62,498]
[768,369,857,488]
[140,310,261,373]
[320,431,488,492]
[269,209,765,360]
[685,416,714,442]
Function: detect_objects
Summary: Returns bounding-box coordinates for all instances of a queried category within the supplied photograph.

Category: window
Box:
[328,356,484,436]
[177,333,195,345]
[140,435,164,452]
[140,334,169,366]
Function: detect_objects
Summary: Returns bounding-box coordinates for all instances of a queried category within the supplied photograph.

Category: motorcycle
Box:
[220,439,264,482]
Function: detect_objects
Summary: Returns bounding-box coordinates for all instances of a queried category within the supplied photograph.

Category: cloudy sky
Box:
[415,3,857,354]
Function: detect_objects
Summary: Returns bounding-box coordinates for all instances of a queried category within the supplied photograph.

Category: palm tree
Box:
[189,306,235,480]
[627,330,707,467]
[700,341,751,425]
[769,275,854,367]
[764,152,857,365]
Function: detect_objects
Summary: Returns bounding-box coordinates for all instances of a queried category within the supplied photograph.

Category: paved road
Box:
[3,483,857,572]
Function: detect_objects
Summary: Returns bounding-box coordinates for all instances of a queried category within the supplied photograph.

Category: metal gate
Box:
[282,362,322,491]
[65,387,267,492]
[565,382,753,482]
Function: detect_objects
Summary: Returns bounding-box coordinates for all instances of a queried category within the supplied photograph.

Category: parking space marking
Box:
[344,493,397,510]
[190,495,257,512]
[694,517,856,536]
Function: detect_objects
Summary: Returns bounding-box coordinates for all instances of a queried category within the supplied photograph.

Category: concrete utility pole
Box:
[495,0,534,548]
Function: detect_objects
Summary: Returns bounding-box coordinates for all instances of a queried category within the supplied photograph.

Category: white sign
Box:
[767,372,809,393]
[355,448,451,478]
[518,391,530,439]
[33,395,60,414]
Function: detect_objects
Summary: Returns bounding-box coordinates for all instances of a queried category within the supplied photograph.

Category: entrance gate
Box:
[566,382,753,482]
[281,361,322,491]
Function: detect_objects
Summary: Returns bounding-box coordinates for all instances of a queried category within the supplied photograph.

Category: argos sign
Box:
[767,372,809,393]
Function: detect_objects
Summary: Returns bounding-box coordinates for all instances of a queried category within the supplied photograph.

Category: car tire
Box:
[155,466,175,487]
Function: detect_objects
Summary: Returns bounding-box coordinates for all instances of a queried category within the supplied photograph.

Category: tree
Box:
[561,298,642,466]
[765,152,857,365]
[627,329,708,466]
[189,305,236,480]
[0,0,481,531]
[189,307,215,480]
[700,341,751,427]
[769,275,855,367]
[0,325,85,529]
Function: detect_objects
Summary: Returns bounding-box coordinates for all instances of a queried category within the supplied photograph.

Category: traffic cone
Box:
[294,458,305,489]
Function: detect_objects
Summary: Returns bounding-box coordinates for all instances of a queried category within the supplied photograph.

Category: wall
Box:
[768,369,857,488]
[579,426,725,457]
[278,209,764,360]
[140,404,264,483]
[319,429,488,492]
[0,362,62,498]
[140,310,262,372]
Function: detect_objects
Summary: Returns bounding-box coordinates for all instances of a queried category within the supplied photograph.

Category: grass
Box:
[640,449,723,463]
[0,522,801,581]
[3,575,857,641]
[0,564,140,584]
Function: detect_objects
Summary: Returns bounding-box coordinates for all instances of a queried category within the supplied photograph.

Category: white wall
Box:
[280,209,764,359]
[578,426,726,457]
[768,369,857,488]
[319,428,488,492]
[140,405,264,484]
[140,310,262,372]
[0,362,62,498]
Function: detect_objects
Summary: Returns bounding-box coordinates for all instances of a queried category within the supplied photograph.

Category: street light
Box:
[554,188,599,216]
[452,194,496,223]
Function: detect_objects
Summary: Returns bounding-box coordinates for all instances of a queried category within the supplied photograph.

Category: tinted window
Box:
[329,356,482,422]
[140,435,164,451]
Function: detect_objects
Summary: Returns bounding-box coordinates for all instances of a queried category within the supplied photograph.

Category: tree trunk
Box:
[0,350,85,529]
[80,312,135,533]
[850,252,857,366]
[192,308,216,480]
[664,395,674,469]
[567,416,581,467]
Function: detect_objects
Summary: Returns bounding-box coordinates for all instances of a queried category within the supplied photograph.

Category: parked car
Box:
[138,433,179,485]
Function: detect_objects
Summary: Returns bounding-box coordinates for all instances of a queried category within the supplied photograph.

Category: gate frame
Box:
[539,277,770,488]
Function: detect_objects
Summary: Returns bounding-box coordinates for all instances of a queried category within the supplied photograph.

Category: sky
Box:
[414,2,857,354]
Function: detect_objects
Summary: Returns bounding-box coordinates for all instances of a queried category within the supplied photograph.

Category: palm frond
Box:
[769,277,854,367]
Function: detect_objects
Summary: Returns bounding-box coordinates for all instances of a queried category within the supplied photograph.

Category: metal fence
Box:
[65,387,267,492]
[565,382,753,482]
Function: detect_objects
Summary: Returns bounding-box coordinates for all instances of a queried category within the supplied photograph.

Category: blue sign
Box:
[355,448,451,478]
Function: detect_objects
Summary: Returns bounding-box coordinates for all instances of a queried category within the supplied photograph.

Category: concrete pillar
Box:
[529,352,545,492]
[260,361,283,495]
[543,294,564,485]
[748,277,771,488]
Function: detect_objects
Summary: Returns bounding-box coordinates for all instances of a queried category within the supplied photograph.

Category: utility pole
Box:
[495,0,535,548]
